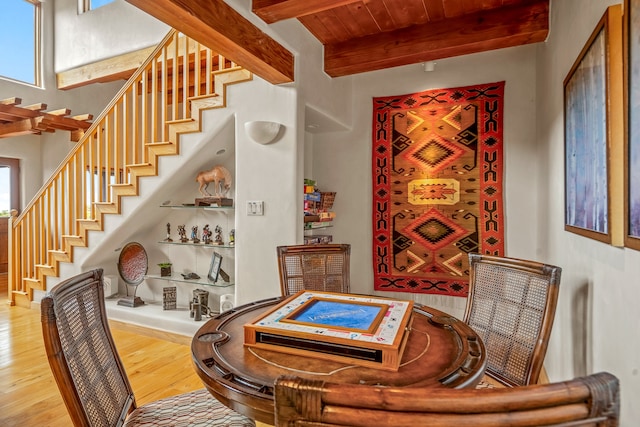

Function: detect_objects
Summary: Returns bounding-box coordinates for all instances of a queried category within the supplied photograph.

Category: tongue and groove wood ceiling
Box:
[56,0,548,89]
[123,0,548,86]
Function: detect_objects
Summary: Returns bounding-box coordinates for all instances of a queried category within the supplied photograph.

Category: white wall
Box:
[537,0,638,423]
[311,45,539,318]
[54,0,168,72]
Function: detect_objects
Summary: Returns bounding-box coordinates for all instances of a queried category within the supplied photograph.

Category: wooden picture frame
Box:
[625,0,640,250]
[208,251,223,282]
[563,5,623,245]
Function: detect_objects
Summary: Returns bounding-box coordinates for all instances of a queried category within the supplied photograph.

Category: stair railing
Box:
[8,29,240,306]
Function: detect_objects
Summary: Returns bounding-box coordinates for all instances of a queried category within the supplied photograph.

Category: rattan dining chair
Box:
[274,372,619,427]
[276,244,350,296]
[41,268,255,427]
[464,253,562,388]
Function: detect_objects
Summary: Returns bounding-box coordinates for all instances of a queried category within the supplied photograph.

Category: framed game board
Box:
[244,291,414,371]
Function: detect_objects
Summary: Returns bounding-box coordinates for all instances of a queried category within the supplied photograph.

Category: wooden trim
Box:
[56,46,156,90]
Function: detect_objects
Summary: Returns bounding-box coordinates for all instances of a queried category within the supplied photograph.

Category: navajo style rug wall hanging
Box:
[372,82,505,296]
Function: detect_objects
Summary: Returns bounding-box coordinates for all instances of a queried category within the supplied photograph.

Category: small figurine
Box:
[214,225,223,245]
[191,225,200,243]
[202,224,212,244]
[164,222,173,242]
[229,229,235,246]
[178,224,187,243]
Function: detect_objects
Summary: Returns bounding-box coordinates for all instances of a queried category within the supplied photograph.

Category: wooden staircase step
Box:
[146,141,178,156]
[11,290,31,308]
[23,277,44,290]
[94,202,120,215]
[111,183,138,197]
[35,264,56,276]
[78,218,102,231]
[62,234,86,247]
[49,250,71,263]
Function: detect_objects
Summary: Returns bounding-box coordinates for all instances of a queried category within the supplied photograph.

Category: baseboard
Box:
[108,318,192,346]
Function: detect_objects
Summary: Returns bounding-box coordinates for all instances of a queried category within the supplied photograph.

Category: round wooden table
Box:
[191,296,486,426]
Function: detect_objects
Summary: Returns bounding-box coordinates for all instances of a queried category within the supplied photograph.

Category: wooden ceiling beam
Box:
[323,0,549,77]
[252,0,361,24]
[125,0,294,84]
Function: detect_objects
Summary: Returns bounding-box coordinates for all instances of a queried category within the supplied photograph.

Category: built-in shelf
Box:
[145,274,234,287]
[105,297,211,336]
[157,241,235,249]
[160,204,234,211]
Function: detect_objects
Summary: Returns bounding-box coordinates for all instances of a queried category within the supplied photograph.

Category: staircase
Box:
[8,30,252,308]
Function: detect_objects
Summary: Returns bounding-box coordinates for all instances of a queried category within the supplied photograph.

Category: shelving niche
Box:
[109,204,237,334]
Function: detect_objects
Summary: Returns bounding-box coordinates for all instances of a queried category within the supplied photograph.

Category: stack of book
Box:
[303,179,335,243]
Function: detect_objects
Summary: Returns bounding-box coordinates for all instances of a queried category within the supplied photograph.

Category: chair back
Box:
[276,244,350,296]
[274,372,619,427]
[41,269,136,426]
[464,253,561,387]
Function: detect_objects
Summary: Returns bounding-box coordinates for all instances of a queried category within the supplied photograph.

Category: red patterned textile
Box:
[372,82,505,296]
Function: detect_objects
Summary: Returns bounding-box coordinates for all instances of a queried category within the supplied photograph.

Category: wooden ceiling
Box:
[252,0,549,77]
[68,0,549,88]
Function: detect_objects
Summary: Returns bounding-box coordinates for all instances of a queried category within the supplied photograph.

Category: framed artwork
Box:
[208,252,223,282]
[626,0,640,249]
[564,5,623,245]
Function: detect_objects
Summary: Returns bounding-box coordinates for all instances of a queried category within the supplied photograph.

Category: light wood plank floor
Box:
[0,273,205,427]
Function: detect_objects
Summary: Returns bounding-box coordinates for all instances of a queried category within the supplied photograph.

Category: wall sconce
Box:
[244,121,282,145]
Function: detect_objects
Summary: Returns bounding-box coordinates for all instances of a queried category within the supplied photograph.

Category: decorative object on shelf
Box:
[164,222,173,242]
[163,286,177,310]
[196,165,232,198]
[158,262,172,277]
[181,272,201,280]
[116,242,147,307]
[202,224,212,244]
[220,294,234,312]
[244,120,282,144]
[190,225,200,243]
[229,229,235,246]
[178,224,187,242]
[218,268,230,283]
[372,82,505,296]
[208,252,223,282]
[214,225,223,245]
[190,288,211,321]
[195,197,233,207]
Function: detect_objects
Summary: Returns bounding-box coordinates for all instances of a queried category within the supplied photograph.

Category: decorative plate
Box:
[117,242,148,285]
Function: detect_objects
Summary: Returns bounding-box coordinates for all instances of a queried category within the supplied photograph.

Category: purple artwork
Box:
[564,28,608,236]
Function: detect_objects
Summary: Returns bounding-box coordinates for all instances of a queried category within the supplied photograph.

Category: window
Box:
[0,0,41,86]
[79,0,115,13]
[0,158,20,217]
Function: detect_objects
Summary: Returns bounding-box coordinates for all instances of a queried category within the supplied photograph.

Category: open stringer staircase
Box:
[8,30,252,308]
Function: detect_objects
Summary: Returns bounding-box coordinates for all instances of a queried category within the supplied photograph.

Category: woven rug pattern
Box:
[372,82,505,296]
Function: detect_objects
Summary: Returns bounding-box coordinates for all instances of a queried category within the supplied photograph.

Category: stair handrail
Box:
[9,28,241,305]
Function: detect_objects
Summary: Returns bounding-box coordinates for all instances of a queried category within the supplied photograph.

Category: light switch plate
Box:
[247,201,264,216]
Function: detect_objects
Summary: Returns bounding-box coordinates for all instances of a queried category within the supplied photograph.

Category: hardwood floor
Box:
[0,273,205,427]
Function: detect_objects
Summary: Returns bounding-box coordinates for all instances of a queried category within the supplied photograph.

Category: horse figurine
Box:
[195,165,232,198]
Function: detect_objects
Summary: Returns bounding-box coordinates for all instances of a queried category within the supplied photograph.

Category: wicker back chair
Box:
[274,372,620,427]
[276,244,350,296]
[41,269,254,427]
[464,253,562,387]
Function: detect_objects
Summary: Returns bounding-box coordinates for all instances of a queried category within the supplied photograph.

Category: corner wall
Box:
[311,45,539,318]
[537,0,638,422]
